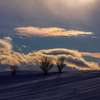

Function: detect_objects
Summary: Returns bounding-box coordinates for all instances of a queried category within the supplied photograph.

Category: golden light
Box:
[78,0,95,4]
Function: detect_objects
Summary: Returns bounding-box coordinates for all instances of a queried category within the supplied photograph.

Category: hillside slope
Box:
[0,71,100,100]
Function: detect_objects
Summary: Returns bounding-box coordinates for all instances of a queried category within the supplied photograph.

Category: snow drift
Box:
[0,70,100,100]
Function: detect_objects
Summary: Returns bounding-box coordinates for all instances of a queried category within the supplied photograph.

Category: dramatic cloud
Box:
[0,0,100,37]
[15,26,92,37]
[81,52,100,58]
[36,49,100,70]
[37,48,81,57]
[0,0,100,71]
[0,40,100,71]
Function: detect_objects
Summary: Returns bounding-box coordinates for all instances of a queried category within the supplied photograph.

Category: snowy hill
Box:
[0,70,100,100]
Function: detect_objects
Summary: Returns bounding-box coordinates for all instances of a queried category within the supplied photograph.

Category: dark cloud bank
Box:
[0,0,100,36]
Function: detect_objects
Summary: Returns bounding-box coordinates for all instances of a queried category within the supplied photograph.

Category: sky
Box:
[0,0,100,71]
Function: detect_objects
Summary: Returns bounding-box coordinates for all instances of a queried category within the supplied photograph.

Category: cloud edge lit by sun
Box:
[15,26,93,37]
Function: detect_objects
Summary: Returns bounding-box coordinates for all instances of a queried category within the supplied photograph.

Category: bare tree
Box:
[56,56,65,73]
[10,65,19,75]
[40,56,53,75]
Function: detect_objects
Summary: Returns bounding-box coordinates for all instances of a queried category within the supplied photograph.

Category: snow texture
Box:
[0,70,100,100]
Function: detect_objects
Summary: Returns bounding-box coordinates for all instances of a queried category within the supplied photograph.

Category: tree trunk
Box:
[59,70,62,73]
[12,71,16,75]
[45,72,48,75]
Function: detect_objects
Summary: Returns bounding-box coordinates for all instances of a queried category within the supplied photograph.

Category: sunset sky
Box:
[0,0,100,71]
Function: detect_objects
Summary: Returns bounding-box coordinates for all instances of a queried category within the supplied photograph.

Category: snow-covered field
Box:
[0,70,100,100]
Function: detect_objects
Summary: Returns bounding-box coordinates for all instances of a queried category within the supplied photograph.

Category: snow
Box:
[0,70,100,100]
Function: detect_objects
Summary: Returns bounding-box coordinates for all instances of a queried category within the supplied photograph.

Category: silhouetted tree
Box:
[10,65,19,75]
[40,56,53,75]
[56,56,65,73]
